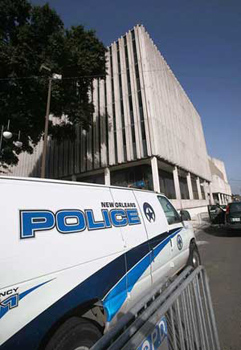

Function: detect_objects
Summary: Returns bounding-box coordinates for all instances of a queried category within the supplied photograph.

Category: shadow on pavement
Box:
[203,225,241,238]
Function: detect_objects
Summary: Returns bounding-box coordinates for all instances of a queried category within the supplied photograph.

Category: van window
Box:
[158,196,181,225]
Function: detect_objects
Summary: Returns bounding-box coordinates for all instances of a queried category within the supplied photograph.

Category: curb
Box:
[191,222,210,237]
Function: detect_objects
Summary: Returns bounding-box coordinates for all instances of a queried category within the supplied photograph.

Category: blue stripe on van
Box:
[102,228,182,321]
[0,280,53,320]
[1,228,182,350]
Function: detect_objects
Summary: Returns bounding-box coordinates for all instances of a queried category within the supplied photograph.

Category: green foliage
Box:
[0,0,106,167]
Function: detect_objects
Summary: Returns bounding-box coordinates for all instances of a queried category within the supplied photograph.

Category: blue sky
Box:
[32,0,241,194]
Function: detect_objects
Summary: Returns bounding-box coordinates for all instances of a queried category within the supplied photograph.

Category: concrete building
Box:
[7,25,230,216]
[209,157,232,204]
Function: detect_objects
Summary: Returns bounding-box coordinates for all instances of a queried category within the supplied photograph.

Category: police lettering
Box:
[20,208,141,239]
[0,288,19,298]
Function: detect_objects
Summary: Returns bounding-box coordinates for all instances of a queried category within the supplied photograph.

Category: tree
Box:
[0,0,106,167]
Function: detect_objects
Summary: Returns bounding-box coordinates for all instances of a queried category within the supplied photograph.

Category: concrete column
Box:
[209,184,214,204]
[196,177,202,200]
[71,175,77,181]
[104,167,111,186]
[223,195,226,205]
[203,181,208,200]
[187,172,194,200]
[151,157,160,193]
[218,193,221,204]
[221,194,225,205]
[173,166,181,200]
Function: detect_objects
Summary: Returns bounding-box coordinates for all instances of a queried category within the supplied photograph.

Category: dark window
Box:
[230,202,241,213]
[158,196,181,225]
[132,32,147,156]
[110,47,118,163]
[191,177,199,200]
[124,35,136,159]
[111,164,153,190]
[200,182,205,199]
[79,173,104,185]
[159,169,176,199]
[117,42,127,162]
[104,79,109,165]
[179,176,189,199]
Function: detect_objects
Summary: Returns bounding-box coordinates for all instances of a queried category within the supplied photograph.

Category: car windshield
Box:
[230,203,241,213]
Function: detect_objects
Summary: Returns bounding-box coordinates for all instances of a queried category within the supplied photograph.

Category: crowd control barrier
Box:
[92,266,220,350]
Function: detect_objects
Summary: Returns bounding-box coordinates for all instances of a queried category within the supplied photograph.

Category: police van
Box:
[0,176,200,350]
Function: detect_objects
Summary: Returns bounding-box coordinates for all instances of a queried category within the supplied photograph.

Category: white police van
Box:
[0,176,200,350]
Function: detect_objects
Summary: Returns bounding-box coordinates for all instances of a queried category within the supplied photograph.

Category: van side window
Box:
[157,196,181,225]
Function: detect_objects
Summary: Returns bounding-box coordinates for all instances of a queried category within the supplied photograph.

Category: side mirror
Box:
[180,209,191,221]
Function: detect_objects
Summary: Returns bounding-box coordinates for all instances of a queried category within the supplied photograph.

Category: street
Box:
[197,225,241,350]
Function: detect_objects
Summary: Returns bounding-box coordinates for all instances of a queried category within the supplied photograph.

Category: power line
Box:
[0,67,240,82]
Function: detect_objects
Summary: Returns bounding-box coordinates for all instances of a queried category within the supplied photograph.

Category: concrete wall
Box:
[138,25,211,182]
[209,156,232,197]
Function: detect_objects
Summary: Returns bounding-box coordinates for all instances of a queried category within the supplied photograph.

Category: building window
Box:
[159,169,176,199]
[124,35,137,160]
[179,176,189,199]
[111,164,153,190]
[109,47,118,164]
[191,176,199,200]
[79,173,104,185]
[117,42,127,162]
[200,181,205,199]
[131,30,147,157]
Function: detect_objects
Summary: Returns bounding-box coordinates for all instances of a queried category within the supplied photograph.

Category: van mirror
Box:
[180,210,191,221]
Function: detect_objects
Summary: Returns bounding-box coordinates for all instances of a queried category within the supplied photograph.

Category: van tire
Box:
[187,243,201,269]
[45,317,102,350]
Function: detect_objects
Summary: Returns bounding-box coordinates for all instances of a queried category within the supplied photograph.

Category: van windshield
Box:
[230,203,241,213]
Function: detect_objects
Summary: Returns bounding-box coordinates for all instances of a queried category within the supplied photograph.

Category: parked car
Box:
[225,202,241,230]
[208,205,219,222]
[208,204,226,224]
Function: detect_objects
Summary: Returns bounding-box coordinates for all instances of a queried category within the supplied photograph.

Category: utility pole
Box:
[40,64,62,178]
[41,77,52,178]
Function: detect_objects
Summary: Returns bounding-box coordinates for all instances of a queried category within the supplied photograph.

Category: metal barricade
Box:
[92,266,220,350]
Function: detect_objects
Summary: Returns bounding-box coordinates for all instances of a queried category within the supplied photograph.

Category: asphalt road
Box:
[197,225,241,350]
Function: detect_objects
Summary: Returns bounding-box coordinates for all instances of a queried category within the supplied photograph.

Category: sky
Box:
[32,0,241,194]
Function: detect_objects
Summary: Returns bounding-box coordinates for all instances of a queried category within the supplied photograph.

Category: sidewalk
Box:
[191,212,210,236]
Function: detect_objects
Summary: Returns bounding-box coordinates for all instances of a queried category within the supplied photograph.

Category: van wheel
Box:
[187,243,201,269]
[45,317,102,350]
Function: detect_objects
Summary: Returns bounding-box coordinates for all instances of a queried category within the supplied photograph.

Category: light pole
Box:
[0,120,22,159]
[40,66,62,178]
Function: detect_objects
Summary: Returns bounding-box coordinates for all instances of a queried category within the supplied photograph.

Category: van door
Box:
[110,188,152,307]
[133,191,172,285]
[157,196,189,272]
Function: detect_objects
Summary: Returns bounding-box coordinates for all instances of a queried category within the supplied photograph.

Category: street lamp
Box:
[0,120,22,157]
[40,65,62,178]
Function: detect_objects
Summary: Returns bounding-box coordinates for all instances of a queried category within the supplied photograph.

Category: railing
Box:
[92,266,220,350]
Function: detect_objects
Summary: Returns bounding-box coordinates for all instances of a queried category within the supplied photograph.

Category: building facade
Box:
[8,25,227,215]
[209,157,232,204]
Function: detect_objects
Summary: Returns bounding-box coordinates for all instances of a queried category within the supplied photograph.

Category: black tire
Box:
[45,317,102,350]
[187,243,201,269]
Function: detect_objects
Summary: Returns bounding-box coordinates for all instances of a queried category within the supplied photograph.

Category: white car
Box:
[0,176,200,350]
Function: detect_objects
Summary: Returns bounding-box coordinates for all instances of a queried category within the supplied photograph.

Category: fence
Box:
[92,266,220,350]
